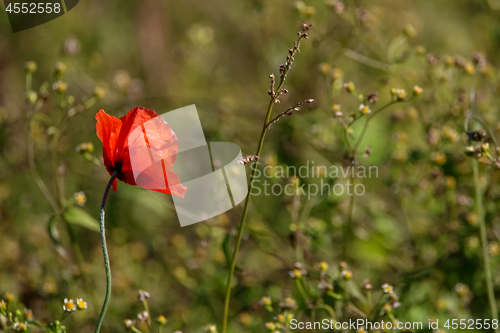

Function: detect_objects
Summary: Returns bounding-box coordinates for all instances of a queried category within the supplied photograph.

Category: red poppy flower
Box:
[96,107,187,197]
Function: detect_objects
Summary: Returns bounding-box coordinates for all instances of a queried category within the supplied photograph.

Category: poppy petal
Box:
[96,109,121,171]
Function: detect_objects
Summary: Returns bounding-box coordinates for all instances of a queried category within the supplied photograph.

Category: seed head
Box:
[363,279,373,290]
[137,311,149,323]
[367,91,378,104]
[137,290,150,301]
[124,319,135,328]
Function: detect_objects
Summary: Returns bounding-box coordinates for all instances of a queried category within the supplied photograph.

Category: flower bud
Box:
[24,61,37,73]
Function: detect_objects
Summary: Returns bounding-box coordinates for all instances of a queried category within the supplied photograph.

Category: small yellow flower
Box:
[25,61,37,73]
[156,315,167,325]
[432,152,446,165]
[6,293,14,302]
[304,6,316,16]
[393,150,408,162]
[489,242,500,256]
[467,212,479,226]
[28,91,38,104]
[436,298,447,310]
[276,314,285,323]
[332,104,341,112]
[455,283,469,296]
[124,319,134,328]
[464,62,476,74]
[467,237,479,249]
[413,85,423,95]
[331,68,343,81]
[260,296,272,306]
[55,62,67,75]
[396,132,408,143]
[279,297,297,309]
[481,142,490,153]
[444,56,455,67]
[63,298,76,312]
[318,63,332,75]
[94,86,106,99]
[265,322,276,331]
[24,308,34,320]
[53,81,67,93]
[13,322,28,332]
[404,24,417,37]
[382,283,394,294]
[344,82,355,93]
[290,269,302,278]
[445,176,456,188]
[319,261,329,272]
[359,104,371,115]
[341,270,352,279]
[415,45,426,55]
[74,192,87,206]
[76,142,94,154]
[465,145,475,156]
[239,312,252,326]
[442,126,459,142]
[0,300,6,313]
[76,298,87,310]
[205,324,217,332]
[396,89,407,101]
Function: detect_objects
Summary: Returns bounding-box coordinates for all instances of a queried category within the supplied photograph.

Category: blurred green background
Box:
[2,0,500,332]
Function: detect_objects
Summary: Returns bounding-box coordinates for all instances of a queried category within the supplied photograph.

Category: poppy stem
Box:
[94,171,119,333]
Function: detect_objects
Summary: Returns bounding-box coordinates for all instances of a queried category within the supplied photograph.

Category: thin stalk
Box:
[66,223,100,315]
[51,126,100,314]
[221,29,309,333]
[472,159,499,329]
[221,90,278,333]
[94,171,119,333]
[351,101,395,154]
[142,299,153,331]
[342,177,355,260]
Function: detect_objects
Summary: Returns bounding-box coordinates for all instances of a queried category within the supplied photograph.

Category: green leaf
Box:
[64,207,100,232]
[222,234,233,267]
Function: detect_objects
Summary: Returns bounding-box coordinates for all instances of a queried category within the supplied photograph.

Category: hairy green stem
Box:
[472,159,499,330]
[94,171,119,333]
